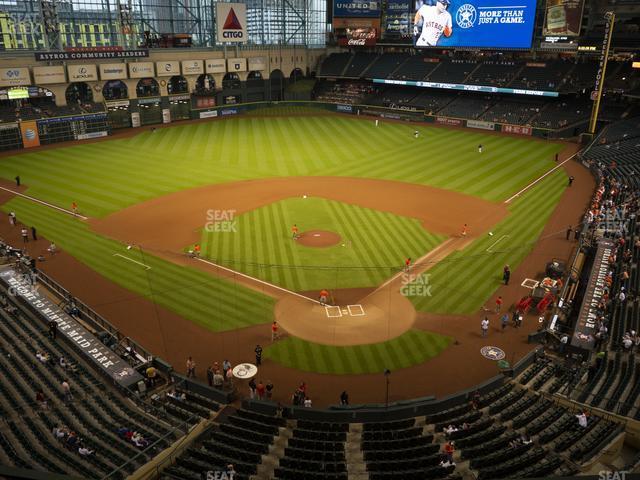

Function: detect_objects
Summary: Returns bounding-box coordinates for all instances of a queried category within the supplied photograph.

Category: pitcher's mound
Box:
[298,230,341,248]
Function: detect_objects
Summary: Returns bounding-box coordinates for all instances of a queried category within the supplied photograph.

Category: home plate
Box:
[325,306,342,318]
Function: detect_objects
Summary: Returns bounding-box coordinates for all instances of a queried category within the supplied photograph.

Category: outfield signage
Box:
[68,64,98,82]
[156,61,180,77]
[216,3,248,43]
[206,59,227,74]
[572,239,615,350]
[181,60,204,75]
[0,68,30,87]
[227,58,247,72]
[334,0,381,18]
[247,57,267,71]
[35,50,149,61]
[372,78,560,98]
[436,117,462,126]
[502,124,532,135]
[99,63,128,80]
[128,62,155,78]
[0,267,143,388]
[33,66,66,84]
[466,119,495,130]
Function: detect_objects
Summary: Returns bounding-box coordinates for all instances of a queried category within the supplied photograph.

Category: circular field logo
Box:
[480,346,505,361]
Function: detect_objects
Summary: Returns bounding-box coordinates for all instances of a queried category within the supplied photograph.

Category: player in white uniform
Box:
[414,0,453,47]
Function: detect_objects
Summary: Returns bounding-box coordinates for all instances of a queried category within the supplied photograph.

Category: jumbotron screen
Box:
[413,0,536,48]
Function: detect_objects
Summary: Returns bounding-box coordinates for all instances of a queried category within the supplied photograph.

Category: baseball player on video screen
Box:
[414,0,453,47]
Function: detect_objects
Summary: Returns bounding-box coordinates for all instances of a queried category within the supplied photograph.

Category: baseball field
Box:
[0,109,583,389]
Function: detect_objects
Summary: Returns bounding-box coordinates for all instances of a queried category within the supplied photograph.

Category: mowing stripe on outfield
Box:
[503,151,578,204]
[0,185,89,220]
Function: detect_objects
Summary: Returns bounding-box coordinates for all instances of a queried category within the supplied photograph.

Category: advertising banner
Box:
[20,121,40,148]
[181,60,204,76]
[436,116,462,126]
[247,57,267,71]
[99,63,128,80]
[216,3,248,43]
[156,61,180,77]
[33,66,66,85]
[206,59,227,74]
[131,112,141,128]
[412,0,536,49]
[466,119,495,130]
[571,239,615,350]
[67,64,98,82]
[334,0,381,18]
[227,58,247,73]
[0,68,30,87]
[35,50,149,61]
[542,0,585,36]
[502,124,532,135]
[0,267,143,388]
[128,62,155,79]
[385,0,412,37]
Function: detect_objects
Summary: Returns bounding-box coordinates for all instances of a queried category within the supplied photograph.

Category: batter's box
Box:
[521,278,539,289]
[347,304,365,316]
[325,306,343,318]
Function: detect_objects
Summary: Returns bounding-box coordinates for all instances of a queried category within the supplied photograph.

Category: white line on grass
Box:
[503,151,579,204]
[0,186,89,220]
[195,257,322,305]
[113,253,152,270]
[486,235,509,253]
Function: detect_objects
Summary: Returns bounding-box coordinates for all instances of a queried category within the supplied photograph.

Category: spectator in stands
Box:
[256,380,266,400]
[78,445,94,456]
[146,365,158,387]
[213,370,224,389]
[61,379,73,403]
[340,390,349,405]
[443,440,455,464]
[266,380,274,400]
[206,365,214,387]
[576,411,589,428]
[35,390,47,410]
[248,378,257,399]
[186,356,196,378]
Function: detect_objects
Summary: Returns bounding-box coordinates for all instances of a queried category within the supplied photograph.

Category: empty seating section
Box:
[0,292,184,479]
[467,62,520,86]
[427,61,476,84]
[365,54,410,79]
[343,53,379,78]
[389,57,440,81]
[319,53,353,77]
[510,61,573,91]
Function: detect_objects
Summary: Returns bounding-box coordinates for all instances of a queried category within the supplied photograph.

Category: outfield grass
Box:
[200,197,446,291]
[264,329,453,374]
[0,115,562,219]
[408,169,567,314]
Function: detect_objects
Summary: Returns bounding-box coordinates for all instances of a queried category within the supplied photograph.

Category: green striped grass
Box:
[264,329,453,374]
[200,197,446,291]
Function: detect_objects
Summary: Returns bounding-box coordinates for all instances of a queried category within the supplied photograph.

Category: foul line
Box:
[195,257,321,305]
[113,253,152,270]
[0,185,89,220]
[486,235,509,253]
[504,151,579,204]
